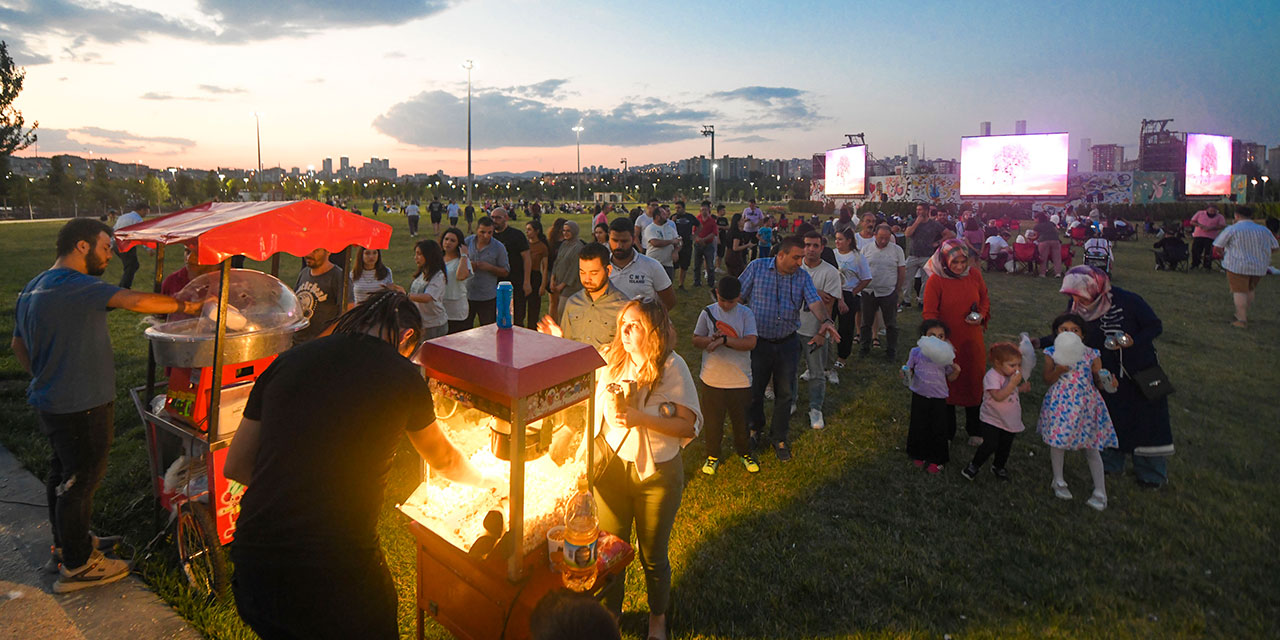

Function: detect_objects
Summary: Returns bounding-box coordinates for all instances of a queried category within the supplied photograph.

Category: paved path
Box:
[0,444,201,640]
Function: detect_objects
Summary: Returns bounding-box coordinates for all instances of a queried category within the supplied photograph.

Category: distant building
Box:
[1091,144,1124,172]
[1233,140,1266,174]
[1015,120,1027,135]
[340,156,349,171]
[1268,146,1280,182]
[979,121,991,136]
[322,158,333,175]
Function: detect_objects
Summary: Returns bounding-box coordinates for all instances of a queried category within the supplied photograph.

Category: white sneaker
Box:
[53,550,130,593]
[764,385,775,400]
[1086,491,1107,511]
[1051,480,1073,500]
[810,409,824,430]
[799,370,811,382]
[826,370,839,385]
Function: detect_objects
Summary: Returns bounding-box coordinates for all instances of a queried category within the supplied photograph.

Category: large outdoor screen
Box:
[1185,133,1233,196]
[824,145,866,196]
[960,133,1069,197]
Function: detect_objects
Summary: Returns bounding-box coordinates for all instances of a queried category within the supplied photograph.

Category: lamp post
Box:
[572,124,584,202]
[701,125,715,203]
[463,60,474,206]
[1262,175,1271,202]
[253,112,262,184]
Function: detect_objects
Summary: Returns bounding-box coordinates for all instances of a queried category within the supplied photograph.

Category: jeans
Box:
[947,404,983,439]
[836,290,859,359]
[522,271,543,329]
[407,215,419,236]
[701,384,751,458]
[511,280,528,327]
[232,550,398,640]
[39,402,114,568]
[465,298,496,327]
[693,241,717,286]
[969,421,1017,470]
[115,247,140,289]
[1191,237,1214,269]
[594,456,684,617]
[793,333,827,412]
[902,256,930,304]
[1101,448,1169,485]
[859,291,899,356]
[749,334,802,444]
[662,266,675,283]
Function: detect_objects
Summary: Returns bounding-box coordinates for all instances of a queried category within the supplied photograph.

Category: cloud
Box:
[373,88,713,149]
[726,135,773,144]
[141,92,196,101]
[490,79,572,100]
[0,0,215,65]
[709,85,824,130]
[195,0,454,39]
[35,127,196,155]
[198,84,246,94]
[710,86,804,103]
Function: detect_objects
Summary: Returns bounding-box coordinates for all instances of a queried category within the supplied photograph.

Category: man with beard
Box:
[537,242,628,352]
[490,208,532,325]
[12,218,202,593]
[606,217,676,309]
[294,248,354,344]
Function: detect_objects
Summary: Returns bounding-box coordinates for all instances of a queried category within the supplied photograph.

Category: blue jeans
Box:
[792,333,827,412]
[749,334,802,444]
[1101,448,1168,485]
[692,241,717,286]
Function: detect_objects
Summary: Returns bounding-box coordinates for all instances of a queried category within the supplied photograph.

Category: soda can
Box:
[496,282,514,328]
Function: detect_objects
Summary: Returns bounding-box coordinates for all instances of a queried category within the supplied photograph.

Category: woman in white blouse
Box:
[439,228,472,334]
[593,299,701,640]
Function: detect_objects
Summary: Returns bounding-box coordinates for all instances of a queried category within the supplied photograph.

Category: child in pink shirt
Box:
[961,343,1030,481]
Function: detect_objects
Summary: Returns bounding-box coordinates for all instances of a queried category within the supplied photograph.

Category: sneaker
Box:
[773,441,792,462]
[741,454,761,473]
[961,463,978,481]
[912,459,925,468]
[764,385,775,400]
[967,436,984,447]
[1052,480,1073,500]
[701,456,720,476]
[1086,491,1107,511]
[43,534,123,574]
[810,409,824,430]
[992,467,1010,481]
[799,370,811,382]
[53,550,130,593]
[826,370,839,385]
[834,360,846,369]
[926,463,943,474]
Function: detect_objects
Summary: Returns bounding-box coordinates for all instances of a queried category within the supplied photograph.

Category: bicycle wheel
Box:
[176,502,229,599]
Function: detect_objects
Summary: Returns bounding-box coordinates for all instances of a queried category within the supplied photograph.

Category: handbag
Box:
[1131,363,1175,401]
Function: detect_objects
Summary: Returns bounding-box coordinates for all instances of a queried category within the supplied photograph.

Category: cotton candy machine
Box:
[398,324,628,640]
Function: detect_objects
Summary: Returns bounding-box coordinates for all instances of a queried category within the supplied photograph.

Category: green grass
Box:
[2,214,1278,639]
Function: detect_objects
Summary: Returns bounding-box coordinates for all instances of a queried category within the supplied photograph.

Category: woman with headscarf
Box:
[1052,266,1171,487]
[548,220,585,321]
[922,239,991,448]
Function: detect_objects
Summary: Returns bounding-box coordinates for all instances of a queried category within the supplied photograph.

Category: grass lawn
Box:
[1,212,1277,639]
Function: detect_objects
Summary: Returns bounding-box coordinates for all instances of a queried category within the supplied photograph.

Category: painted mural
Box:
[864,174,961,205]
[1132,172,1176,204]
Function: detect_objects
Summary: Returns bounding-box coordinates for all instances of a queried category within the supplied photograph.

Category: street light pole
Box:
[572,125,584,202]
[701,125,715,203]
[253,112,263,191]
[463,60,474,206]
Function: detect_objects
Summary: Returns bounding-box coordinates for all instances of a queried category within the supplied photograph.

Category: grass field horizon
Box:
[2,211,1277,639]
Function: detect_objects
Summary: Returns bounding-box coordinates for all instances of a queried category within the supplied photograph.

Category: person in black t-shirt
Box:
[226,291,493,640]
[671,201,698,289]
[491,207,532,325]
[428,196,444,236]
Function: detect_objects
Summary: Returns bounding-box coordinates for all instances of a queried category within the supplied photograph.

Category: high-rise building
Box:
[1268,146,1280,182]
[1079,138,1093,172]
[322,158,333,175]
[1015,120,1027,135]
[979,121,991,136]
[340,157,349,171]
[1091,144,1124,172]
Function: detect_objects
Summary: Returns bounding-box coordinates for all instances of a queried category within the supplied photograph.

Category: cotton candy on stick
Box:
[1018,332,1037,377]
[1051,332,1086,367]
[917,335,955,365]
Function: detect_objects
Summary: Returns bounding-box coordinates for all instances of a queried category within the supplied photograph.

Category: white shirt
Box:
[643,220,680,267]
[1214,220,1279,277]
[799,259,841,335]
[985,235,1010,254]
[854,232,875,252]
[609,251,671,302]
[634,212,654,244]
[410,271,447,329]
[742,206,764,232]
[693,303,757,389]
[834,248,872,292]
[595,354,702,477]
[114,211,143,231]
[443,256,470,321]
[404,204,420,217]
[1049,214,1061,225]
[860,241,906,297]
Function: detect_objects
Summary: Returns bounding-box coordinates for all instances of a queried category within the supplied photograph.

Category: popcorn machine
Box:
[399,324,624,640]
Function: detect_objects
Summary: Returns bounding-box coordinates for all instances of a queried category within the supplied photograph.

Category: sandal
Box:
[872,339,881,348]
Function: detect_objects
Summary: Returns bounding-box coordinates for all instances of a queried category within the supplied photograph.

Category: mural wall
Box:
[1132,172,1176,204]
[865,174,961,205]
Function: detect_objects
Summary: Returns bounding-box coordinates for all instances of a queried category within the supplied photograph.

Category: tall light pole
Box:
[620,157,627,173]
[253,111,263,189]
[701,125,715,203]
[463,60,474,205]
[1263,175,1271,202]
[572,124,584,202]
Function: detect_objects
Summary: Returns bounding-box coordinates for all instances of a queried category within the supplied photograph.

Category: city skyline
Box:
[5,0,1278,176]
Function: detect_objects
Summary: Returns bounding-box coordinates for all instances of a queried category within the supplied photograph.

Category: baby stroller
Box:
[1082,237,1113,274]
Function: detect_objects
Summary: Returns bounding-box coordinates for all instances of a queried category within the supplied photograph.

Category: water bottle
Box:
[561,478,598,592]
[496,282,514,329]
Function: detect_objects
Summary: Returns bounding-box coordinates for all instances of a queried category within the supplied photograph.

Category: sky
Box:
[4,0,1278,176]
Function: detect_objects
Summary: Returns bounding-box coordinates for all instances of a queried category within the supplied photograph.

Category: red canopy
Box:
[114,200,392,265]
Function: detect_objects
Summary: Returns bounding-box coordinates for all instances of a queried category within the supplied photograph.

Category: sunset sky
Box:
[5,0,1277,175]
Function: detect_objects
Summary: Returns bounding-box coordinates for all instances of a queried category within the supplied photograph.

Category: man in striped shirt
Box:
[1213,206,1279,328]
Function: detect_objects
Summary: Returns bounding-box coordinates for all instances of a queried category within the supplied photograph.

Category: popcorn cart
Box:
[115,200,391,597]
[399,324,631,640]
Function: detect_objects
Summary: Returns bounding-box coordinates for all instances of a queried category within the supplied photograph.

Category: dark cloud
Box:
[34,127,196,155]
[725,135,773,144]
[709,85,824,131]
[196,0,453,38]
[198,84,246,94]
[0,0,214,65]
[373,89,710,149]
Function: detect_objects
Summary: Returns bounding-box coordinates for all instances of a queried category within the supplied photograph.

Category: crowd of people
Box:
[11,197,1277,640]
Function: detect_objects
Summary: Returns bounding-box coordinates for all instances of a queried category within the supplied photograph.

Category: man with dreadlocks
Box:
[225,290,494,640]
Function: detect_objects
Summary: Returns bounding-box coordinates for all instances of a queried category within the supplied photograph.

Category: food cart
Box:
[399,324,631,640]
[115,200,391,597]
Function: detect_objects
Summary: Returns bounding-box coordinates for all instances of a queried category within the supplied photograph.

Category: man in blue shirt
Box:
[12,218,201,592]
[737,235,840,462]
[463,216,510,327]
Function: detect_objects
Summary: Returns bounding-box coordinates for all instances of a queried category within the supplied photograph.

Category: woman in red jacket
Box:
[922,239,991,447]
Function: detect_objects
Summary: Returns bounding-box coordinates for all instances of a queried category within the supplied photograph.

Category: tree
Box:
[142,175,170,210]
[0,41,37,155]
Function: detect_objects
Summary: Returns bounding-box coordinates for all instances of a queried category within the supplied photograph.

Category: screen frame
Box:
[823,144,867,197]
[1183,132,1233,197]
[958,132,1070,198]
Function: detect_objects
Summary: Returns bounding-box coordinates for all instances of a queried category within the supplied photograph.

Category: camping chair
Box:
[1012,242,1038,274]
[1069,226,1088,246]
[1154,242,1189,272]
[1060,243,1075,268]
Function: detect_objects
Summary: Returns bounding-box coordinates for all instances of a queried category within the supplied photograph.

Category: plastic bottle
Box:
[496,282,514,329]
[561,478,598,591]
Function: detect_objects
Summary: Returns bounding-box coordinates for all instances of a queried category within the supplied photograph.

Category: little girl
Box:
[962,343,1030,482]
[903,320,960,474]
[1038,313,1118,510]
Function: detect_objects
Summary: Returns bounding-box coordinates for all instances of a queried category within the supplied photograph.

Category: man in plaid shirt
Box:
[738,235,840,462]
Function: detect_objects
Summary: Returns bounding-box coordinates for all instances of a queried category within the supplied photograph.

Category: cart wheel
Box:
[176,502,229,599]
